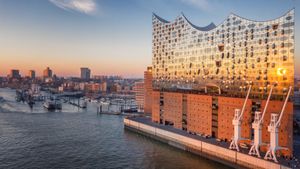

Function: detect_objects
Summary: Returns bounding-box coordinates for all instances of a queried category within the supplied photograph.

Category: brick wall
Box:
[260,100,293,155]
[151,91,160,123]
[163,92,183,129]
[187,94,212,136]
[218,97,252,141]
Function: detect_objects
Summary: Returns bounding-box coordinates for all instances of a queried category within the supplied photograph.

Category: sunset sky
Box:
[0,0,299,78]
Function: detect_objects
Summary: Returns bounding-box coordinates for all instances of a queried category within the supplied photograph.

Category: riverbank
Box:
[124,117,293,169]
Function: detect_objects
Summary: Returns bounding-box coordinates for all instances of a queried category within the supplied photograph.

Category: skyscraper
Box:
[43,67,52,78]
[9,69,20,79]
[28,70,35,79]
[80,67,91,80]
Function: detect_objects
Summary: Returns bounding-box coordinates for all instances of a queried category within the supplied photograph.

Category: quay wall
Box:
[124,118,291,169]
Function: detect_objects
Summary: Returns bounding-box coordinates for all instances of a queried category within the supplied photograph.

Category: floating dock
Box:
[124,117,292,169]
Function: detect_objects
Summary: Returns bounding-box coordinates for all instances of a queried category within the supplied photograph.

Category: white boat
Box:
[90,99,98,103]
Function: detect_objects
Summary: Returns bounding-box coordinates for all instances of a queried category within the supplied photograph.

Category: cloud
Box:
[49,0,97,15]
[180,0,210,11]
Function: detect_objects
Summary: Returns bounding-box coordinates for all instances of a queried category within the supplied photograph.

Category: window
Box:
[218,44,224,52]
[272,24,279,30]
[283,55,287,61]
[216,61,221,67]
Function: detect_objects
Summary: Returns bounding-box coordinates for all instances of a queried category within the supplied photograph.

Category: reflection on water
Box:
[0,88,230,169]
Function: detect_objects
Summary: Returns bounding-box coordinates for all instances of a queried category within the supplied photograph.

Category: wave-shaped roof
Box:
[153,9,294,32]
[152,13,216,31]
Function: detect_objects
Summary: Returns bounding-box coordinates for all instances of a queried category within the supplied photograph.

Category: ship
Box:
[43,100,56,110]
[43,100,62,110]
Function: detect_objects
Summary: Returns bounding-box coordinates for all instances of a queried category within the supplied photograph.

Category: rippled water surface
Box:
[0,88,230,169]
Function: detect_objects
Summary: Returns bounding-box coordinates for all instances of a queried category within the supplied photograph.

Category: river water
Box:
[0,88,230,169]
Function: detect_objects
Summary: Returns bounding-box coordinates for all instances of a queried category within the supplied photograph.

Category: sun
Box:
[276,68,286,76]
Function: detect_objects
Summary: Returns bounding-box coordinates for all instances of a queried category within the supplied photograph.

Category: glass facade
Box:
[152,10,294,99]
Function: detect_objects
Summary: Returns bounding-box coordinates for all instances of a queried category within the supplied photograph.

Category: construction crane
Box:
[264,86,292,163]
[229,85,252,152]
[248,84,275,157]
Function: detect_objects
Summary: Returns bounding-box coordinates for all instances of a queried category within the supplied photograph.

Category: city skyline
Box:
[0,0,299,78]
[4,67,133,78]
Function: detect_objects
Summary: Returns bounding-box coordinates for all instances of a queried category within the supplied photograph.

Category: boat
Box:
[43,100,56,110]
[55,101,62,110]
[0,96,4,102]
[122,108,138,113]
[90,99,98,103]
[79,99,87,108]
[43,100,62,110]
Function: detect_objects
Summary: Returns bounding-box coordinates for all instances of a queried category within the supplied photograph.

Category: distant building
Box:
[88,83,101,92]
[93,75,108,80]
[133,81,145,111]
[83,82,107,93]
[27,70,35,79]
[44,77,53,83]
[43,67,52,78]
[9,69,20,79]
[123,85,132,93]
[80,67,91,80]
[101,82,107,92]
[58,81,76,92]
[110,83,122,93]
[144,66,152,114]
[79,82,86,91]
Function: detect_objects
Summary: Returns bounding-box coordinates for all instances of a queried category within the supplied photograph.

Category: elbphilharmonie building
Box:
[152,10,294,98]
[151,9,295,157]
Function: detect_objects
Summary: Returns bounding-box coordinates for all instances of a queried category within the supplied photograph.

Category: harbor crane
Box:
[248,84,275,157]
[264,86,292,163]
[229,85,252,152]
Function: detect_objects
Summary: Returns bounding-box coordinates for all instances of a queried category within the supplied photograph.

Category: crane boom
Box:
[264,86,292,163]
[239,85,252,119]
[259,85,274,124]
[248,84,274,158]
[229,85,252,151]
[276,86,292,127]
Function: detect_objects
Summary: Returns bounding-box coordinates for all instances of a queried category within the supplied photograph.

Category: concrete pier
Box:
[124,117,292,169]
